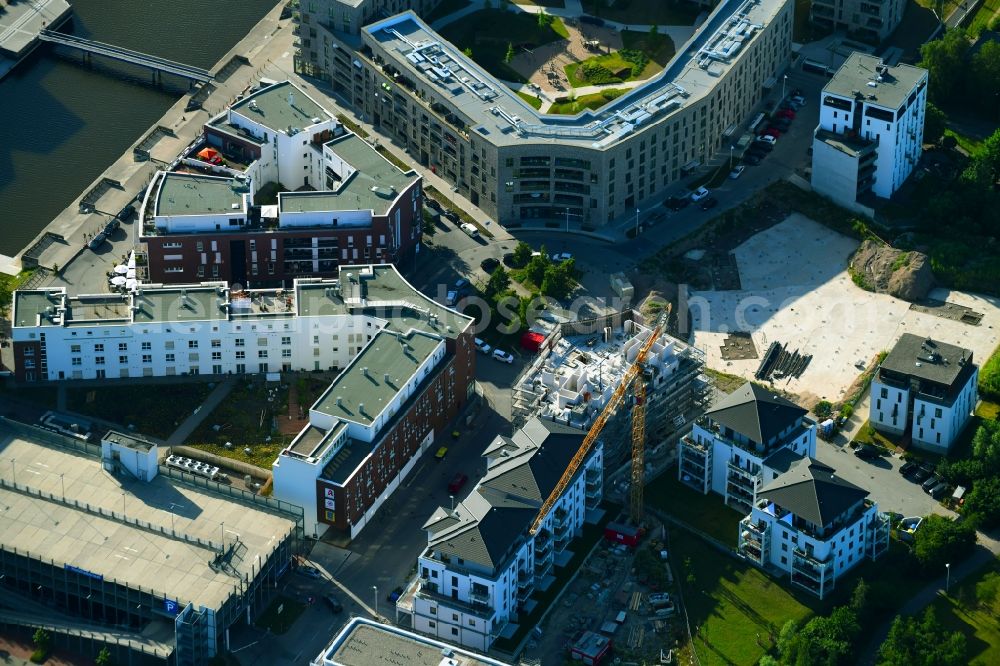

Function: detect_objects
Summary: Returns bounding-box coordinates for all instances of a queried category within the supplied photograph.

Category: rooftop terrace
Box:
[364,0,784,148]
[231,80,332,136]
[154,173,247,218]
[824,52,927,111]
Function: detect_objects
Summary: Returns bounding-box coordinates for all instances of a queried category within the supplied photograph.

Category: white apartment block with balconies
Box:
[738,457,890,599]
[812,53,927,208]
[870,334,978,454]
[677,382,816,515]
[396,418,603,652]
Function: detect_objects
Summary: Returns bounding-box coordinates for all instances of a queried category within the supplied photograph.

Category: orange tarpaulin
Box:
[197,148,222,164]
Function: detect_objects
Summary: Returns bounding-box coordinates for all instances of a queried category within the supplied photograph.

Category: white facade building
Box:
[870,334,978,453]
[678,382,816,514]
[811,53,927,208]
[738,458,890,599]
[396,418,603,652]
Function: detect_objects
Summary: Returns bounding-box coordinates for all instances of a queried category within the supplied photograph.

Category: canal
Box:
[0,0,279,257]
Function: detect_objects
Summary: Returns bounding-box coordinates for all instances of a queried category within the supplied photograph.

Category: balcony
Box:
[681,434,710,453]
[416,582,497,620]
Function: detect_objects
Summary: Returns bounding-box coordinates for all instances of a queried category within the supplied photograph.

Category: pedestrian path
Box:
[164,376,237,446]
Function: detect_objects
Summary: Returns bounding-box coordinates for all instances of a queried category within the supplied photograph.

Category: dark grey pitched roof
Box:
[763,447,804,475]
[879,333,974,389]
[706,382,806,445]
[426,418,585,571]
[757,458,868,527]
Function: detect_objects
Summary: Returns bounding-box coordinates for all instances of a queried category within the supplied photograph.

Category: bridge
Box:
[38,29,213,84]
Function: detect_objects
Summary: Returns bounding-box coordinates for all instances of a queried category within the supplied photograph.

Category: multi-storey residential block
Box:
[140,81,423,286]
[810,0,906,43]
[870,334,978,453]
[811,53,927,207]
[10,264,475,538]
[298,0,793,229]
[738,457,890,599]
[677,382,816,514]
[395,418,603,651]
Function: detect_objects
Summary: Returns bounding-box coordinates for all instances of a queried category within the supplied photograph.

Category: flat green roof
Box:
[313,329,441,424]
[824,53,927,112]
[278,134,415,215]
[12,291,63,328]
[132,288,228,324]
[231,81,330,135]
[156,173,245,217]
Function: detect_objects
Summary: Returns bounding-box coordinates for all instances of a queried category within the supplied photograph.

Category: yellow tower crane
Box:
[528,320,663,536]
[629,372,648,525]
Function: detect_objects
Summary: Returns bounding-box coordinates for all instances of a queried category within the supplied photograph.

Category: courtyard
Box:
[688,214,1000,406]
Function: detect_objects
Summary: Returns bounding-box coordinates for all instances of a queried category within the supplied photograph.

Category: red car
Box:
[763,127,781,138]
[447,472,468,494]
[777,109,795,120]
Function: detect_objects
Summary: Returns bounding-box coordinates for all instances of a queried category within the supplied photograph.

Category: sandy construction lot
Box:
[689,214,1000,404]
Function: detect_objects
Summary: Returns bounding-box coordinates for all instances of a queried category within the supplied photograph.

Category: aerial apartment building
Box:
[9,264,475,538]
[297,0,793,229]
[738,457,890,599]
[811,53,927,208]
[870,333,978,453]
[395,418,603,652]
[810,0,906,43]
[677,382,817,514]
[140,81,423,286]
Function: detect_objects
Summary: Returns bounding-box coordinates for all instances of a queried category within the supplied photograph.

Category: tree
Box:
[970,42,1000,118]
[504,42,515,64]
[512,241,533,268]
[777,607,859,666]
[923,101,947,145]
[525,250,549,286]
[95,647,114,666]
[975,571,1000,608]
[484,265,511,302]
[878,607,966,666]
[850,578,869,616]
[919,29,970,104]
[913,514,977,572]
[32,629,50,651]
[537,10,555,29]
[964,476,1000,528]
[463,47,473,58]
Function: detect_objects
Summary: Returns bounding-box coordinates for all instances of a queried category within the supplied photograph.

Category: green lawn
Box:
[621,30,676,69]
[66,382,214,440]
[646,469,744,546]
[255,595,306,634]
[581,0,700,25]
[932,559,1000,665]
[548,88,626,114]
[516,91,543,109]
[423,0,470,23]
[440,9,568,83]
[673,532,814,666]
[913,0,963,17]
[968,0,1000,33]
[944,128,986,155]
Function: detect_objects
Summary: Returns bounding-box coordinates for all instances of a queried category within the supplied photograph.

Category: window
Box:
[881,387,888,399]
[258,337,267,346]
[211,339,221,348]
[71,357,82,366]
[188,340,198,349]
[235,338,245,347]
[164,341,174,350]
[119,355,128,364]
[281,336,291,345]
[258,350,268,358]
[166,353,175,363]
[142,354,152,364]
[451,628,458,636]
[118,342,128,351]
[934,407,942,418]
[71,344,81,353]
[95,343,104,352]
[212,351,222,360]
[282,349,291,358]
[236,351,245,359]
[95,356,105,365]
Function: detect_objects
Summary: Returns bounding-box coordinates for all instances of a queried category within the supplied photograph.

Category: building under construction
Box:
[511,311,710,471]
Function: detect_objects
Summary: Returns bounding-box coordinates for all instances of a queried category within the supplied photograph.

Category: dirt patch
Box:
[849,239,934,302]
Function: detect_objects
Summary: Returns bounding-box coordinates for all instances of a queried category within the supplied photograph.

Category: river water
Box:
[0,0,278,256]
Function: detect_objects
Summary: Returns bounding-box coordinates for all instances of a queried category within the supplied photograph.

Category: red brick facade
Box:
[12,341,42,383]
[316,331,475,534]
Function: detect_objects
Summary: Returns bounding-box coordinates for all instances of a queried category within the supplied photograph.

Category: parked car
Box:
[752,138,775,151]
[87,232,107,250]
[425,198,442,212]
[922,475,942,492]
[744,154,762,166]
[103,218,121,236]
[460,223,479,238]
[690,186,710,202]
[648,593,672,607]
[492,349,514,364]
[729,165,746,179]
[759,134,778,145]
[435,446,448,460]
[298,565,323,579]
[911,466,931,483]
[777,109,796,120]
[445,290,459,306]
[480,257,499,273]
[502,252,517,267]
[117,203,136,221]
[386,586,404,603]
[474,337,492,354]
[764,127,782,138]
[324,594,343,613]
[791,95,806,106]
[853,444,880,461]
[774,119,792,131]
[442,209,460,224]
[929,482,950,499]
[700,197,719,211]
[899,461,917,476]
[664,194,691,211]
[551,252,573,263]
[448,472,469,494]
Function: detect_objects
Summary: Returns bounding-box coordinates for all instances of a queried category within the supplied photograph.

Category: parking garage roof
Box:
[0,425,298,613]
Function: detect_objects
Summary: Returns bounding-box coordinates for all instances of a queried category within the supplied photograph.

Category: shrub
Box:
[913,514,976,573]
[815,400,833,417]
[980,344,1000,401]
[839,403,854,419]
[30,650,47,664]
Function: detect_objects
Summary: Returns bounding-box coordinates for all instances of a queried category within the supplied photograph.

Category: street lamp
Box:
[565,207,570,233]
[121,492,126,517]
[729,145,734,170]
[781,73,788,101]
[946,562,951,593]
[60,473,65,499]
[450,495,455,512]
[373,585,379,620]
[10,459,15,486]
[634,208,640,237]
